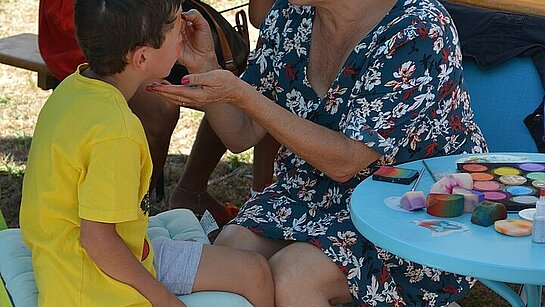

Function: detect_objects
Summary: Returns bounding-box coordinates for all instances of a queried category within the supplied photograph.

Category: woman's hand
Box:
[179,9,220,73]
[148,70,268,152]
[147,70,248,109]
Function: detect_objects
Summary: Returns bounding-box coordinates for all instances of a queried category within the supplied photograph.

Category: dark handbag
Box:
[524,96,545,153]
[184,0,250,76]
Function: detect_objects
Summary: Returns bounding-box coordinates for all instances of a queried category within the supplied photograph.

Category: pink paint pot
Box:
[473,181,503,191]
[483,191,510,201]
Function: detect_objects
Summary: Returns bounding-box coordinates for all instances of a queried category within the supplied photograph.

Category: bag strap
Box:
[187,0,237,73]
[235,10,250,54]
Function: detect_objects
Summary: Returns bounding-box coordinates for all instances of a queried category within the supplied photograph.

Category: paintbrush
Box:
[411,167,425,191]
[422,159,439,183]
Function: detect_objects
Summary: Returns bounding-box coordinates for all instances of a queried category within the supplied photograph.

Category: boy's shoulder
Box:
[42,73,144,144]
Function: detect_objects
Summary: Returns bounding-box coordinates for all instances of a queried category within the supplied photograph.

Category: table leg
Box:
[525,285,542,307]
[479,279,525,307]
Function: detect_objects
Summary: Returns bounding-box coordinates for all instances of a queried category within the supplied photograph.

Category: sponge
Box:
[471,201,507,227]
[452,187,485,212]
[426,193,464,217]
[400,191,426,211]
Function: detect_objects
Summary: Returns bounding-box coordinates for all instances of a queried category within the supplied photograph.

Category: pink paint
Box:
[484,191,509,201]
[473,181,502,191]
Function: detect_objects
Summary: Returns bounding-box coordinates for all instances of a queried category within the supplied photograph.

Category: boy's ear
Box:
[127,46,148,71]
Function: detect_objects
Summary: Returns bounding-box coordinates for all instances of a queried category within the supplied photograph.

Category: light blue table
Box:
[350,153,545,307]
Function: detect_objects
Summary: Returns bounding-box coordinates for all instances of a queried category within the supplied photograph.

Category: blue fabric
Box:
[0,209,252,307]
[463,57,544,152]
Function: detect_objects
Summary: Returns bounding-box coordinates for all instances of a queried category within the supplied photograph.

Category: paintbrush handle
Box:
[422,159,439,183]
[411,167,425,191]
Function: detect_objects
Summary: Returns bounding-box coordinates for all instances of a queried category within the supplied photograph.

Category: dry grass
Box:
[0,0,530,306]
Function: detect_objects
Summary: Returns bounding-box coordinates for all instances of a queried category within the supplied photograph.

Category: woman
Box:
[149,0,488,305]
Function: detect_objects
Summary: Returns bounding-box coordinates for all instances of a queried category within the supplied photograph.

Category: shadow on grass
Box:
[0,135,32,167]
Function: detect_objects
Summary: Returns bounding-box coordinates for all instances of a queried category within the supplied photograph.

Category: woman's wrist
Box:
[233,79,257,108]
[190,55,221,74]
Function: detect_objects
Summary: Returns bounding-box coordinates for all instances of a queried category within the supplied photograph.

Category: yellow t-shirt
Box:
[20,65,154,306]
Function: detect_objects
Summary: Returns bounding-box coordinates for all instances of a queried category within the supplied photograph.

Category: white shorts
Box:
[151,237,204,295]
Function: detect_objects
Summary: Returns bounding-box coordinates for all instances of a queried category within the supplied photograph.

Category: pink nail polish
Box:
[181,76,190,85]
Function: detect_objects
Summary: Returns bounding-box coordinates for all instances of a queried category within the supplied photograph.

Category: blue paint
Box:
[505,186,534,196]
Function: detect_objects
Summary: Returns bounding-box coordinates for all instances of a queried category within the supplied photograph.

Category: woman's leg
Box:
[251,134,279,193]
[214,225,289,259]
[269,242,353,307]
[375,246,475,305]
[192,244,274,307]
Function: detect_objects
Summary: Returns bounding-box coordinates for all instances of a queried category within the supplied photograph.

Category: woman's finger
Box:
[149,85,204,105]
[182,9,210,34]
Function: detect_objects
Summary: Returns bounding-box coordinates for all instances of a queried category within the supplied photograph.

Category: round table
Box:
[350,153,545,307]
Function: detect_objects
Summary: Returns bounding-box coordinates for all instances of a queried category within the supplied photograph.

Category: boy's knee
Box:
[245,252,273,290]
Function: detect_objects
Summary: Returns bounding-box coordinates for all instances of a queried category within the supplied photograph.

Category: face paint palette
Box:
[456,162,545,211]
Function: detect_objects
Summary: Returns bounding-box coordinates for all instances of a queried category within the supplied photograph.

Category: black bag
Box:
[184,0,250,76]
[524,96,545,153]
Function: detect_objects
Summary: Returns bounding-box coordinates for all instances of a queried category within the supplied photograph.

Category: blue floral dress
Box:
[231,0,488,305]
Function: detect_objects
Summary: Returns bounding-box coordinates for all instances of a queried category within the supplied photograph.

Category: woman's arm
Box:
[237,80,382,182]
[153,9,381,181]
[248,0,276,28]
[80,219,184,307]
[149,71,381,182]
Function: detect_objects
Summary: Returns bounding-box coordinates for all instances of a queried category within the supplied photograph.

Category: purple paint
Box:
[519,163,545,172]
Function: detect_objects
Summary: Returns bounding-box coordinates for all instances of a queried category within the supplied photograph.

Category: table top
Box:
[350,153,545,285]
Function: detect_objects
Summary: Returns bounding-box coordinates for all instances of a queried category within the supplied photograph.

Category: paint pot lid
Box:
[518,208,536,221]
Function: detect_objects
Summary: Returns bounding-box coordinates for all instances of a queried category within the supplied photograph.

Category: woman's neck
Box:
[314,0,397,44]
[306,0,397,97]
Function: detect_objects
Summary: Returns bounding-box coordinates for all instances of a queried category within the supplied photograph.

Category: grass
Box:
[0,0,539,306]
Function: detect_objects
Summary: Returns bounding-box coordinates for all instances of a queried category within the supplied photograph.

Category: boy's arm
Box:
[80,219,185,307]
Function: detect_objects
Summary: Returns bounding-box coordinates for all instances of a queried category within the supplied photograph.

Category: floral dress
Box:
[230,0,488,305]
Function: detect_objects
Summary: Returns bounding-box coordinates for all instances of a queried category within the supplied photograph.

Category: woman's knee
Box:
[213,225,249,247]
[214,225,290,259]
[269,244,308,291]
[269,243,352,305]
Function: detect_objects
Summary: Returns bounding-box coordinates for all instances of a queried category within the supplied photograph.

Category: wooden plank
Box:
[0,33,50,73]
[445,0,545,17]
[0,33,58,90]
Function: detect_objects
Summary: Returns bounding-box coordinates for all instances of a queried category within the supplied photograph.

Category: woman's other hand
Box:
[147,70,247,109]
[179,9,220,73]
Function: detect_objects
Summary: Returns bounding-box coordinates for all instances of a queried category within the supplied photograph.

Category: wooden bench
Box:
[0,33,58,90]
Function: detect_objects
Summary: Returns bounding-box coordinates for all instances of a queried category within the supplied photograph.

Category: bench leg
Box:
[37,73,59,90]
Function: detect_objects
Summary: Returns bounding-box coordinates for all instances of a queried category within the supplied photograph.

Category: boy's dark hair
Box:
[74,0,182,75]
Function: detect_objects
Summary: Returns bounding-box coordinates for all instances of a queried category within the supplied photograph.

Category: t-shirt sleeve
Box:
[78,138,144,223]
[340,19,465,158]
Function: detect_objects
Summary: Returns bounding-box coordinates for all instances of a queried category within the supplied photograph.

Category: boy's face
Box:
[148,9,183,77]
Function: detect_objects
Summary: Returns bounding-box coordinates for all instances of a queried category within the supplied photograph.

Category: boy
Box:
[20,0,274,306]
